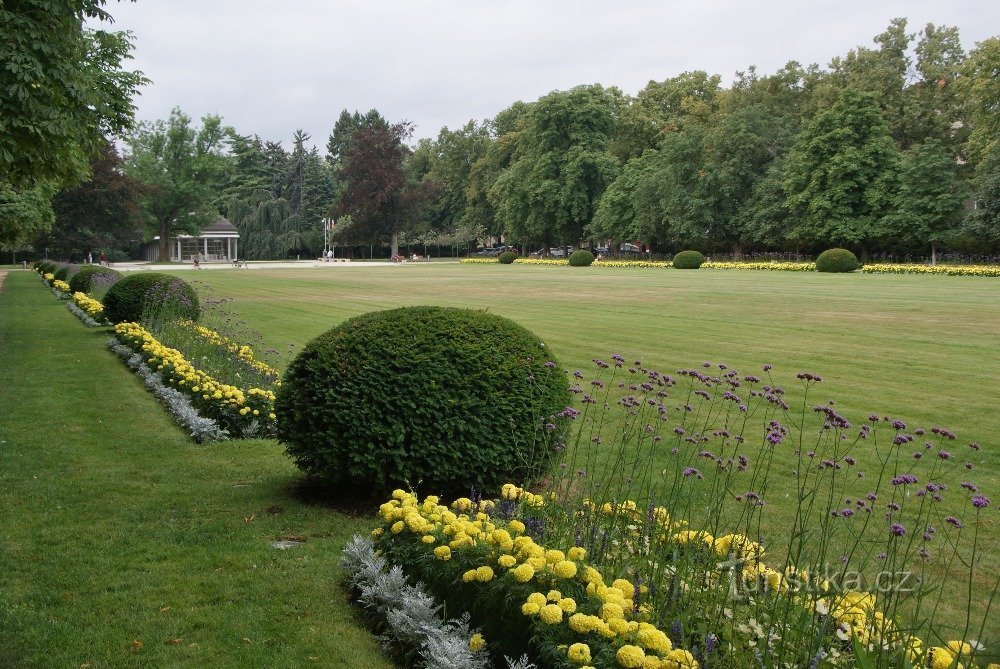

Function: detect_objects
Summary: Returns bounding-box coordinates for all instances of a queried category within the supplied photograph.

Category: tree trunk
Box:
[158,219,171,261]
[794,241,802,261]
[732,241,743,261]
[859,243,870,264]
[931,240,937,266]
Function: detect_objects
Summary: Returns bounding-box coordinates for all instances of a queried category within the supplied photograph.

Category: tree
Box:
[422,121,492,233]
[40,141,145,259]
[783,88,900,259]
[335,121,436,257]
[904,24,966,150]
[0,0,146,189]
[964,147,1000,244]
[125,109,225,261]
[492,85,622,250]
[885,139,964,263]
[0,182,55,248]
[326,109,387,171]
[960,37,1000,163]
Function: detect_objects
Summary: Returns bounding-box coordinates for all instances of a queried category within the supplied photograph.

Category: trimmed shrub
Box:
[672,250,706,269]
[815,248,859,273]
[53,263,74,281]
[276,306,572,496]
[69,266,122,294]
[498,251,518,264]
[568,249,595,266]
[102,272,200,324]
[37,261,55,274]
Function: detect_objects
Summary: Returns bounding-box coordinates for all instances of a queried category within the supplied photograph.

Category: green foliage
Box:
[672,250,706,269]
[815,248,860,272]
[53,264,75,281]
[275,306,571,496]
[964,147,1000,243]
[0,181,56,246]
[124,109,226,261]
[102,272,200,324]
[885,139,964,253]
[68,266,121,294]
[493,85,622,247]
[783,89,900,255]
[960,37,1000,162]
[568,249,595,266]
[498,251,518,264]
[0,1,146,190]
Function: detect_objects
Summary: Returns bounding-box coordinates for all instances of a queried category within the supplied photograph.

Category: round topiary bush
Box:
[815,248,859,273]
[498,251,518,264]
[53,263,74,281]
[69,266,122,294]
[568,249,595,266]
[102,272,200,324]
[37,261,54,274]
[672,250,706,269]
[275,306,572,496]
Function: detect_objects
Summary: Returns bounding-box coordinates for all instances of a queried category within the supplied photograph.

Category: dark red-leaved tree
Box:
[335,120,437,257]
[42,141,145,259]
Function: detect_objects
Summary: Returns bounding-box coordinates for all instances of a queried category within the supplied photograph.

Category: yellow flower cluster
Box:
[594,260,671,268]
[72,291,105,318]
[52,279,71,292]
[702,261,817,271]
[860,263,1000,277]
[459,258,499,264]
[375,486,700,669]
[513,258,570,266]
[43,272,55,282]
[114,322,277,424]
[178,319,281,381]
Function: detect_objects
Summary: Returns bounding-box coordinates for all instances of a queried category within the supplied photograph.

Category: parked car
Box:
[621,243,643,253]
[473,247,502,257]
[529,246,574,258]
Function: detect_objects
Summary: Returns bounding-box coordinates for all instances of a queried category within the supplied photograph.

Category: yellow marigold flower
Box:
[546,589,561,602]
[370,528,383,538]
[539,603,563,625]
[558,597,577,613]
[582,565,604,585]
[637,628,672,653]
[433,545,451,560]
[526,592,547,607]
[462,569,478,583]
[509,519,526,534]
[473,565,494,582]
[946,641,973,657]
[613,578,635,599]
[661,648,698,668]
[926,647,957,669]
[390,521,405,534]
[601,602,625,621]
[616,644,646,668]
[609,618,630,635]
[498,554,517,568]
[527,556,546,570]
[511,563,535,582]
[552,560,578,579]
[469,633,485,653]
[568,613,594,633]
[567,642,592,665]
[568,546,586,561]
[545,549,565,563]
[421,535,436,544]
[521,602,541,616]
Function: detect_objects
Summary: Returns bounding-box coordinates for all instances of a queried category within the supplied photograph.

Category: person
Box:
[193,253,201,269]
[326,249,333,262]
[87,252,93,264]
[98,251,107,266]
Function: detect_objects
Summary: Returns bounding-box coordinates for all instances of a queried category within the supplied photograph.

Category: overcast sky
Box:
[97,1,998,150]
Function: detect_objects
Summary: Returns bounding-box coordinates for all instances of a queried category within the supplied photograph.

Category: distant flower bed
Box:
[72,292,108,324]
[860,264,1000,277]
[113,321,278,439]
[703,261,817,271]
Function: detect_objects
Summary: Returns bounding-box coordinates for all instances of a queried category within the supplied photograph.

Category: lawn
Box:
[4,264,998,662]
[0,271,393,668]
[174,262,1000,640]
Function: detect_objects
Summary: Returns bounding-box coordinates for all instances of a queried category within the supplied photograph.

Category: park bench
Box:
[232,259,247,268]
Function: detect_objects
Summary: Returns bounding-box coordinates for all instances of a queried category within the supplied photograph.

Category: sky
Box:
[97,0,999,150]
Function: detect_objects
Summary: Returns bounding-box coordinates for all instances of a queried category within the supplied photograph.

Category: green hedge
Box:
[498,251,518,264]
[672,250,705,269]
[102,273,200,324]
[276,306,572,497]
[68,266,122,294]
[815,248,859,273]
[568,250,595,266]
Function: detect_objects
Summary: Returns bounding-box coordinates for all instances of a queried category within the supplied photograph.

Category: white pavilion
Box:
[141,217,240,262]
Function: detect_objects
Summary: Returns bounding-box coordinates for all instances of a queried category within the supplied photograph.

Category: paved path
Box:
[0,271,7,290]
[112,260,445,272]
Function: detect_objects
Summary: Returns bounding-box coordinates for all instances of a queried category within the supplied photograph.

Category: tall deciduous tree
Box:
[125,109,225,261]
[326,109,387,171]
[885,139,965,263]
[783,89,900,259]
[493,85,621,250]
[964,148,1000,244]
[40,142,145,259]
[335,121,436,257]
[960,37,1000,163]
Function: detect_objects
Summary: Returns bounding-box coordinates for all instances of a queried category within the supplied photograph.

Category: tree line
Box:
[3,10,998,263]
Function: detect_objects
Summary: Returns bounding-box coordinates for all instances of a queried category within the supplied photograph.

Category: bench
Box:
[232,259,248,268]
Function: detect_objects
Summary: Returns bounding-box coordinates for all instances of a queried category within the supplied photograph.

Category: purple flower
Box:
[762,364,772,371]
[938,450,951,460]
[972,495,990,509]
[961,482,978,492]
[891,419,906,430]
[543,361,556,369]
[890,523,906,537]
[682,467,703,480]
[969,442,981,451]
[945,516,963,528]
[892,474,918,486]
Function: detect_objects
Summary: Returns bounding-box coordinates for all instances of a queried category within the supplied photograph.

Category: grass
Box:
[172,263,999,641]
[0,271,392,668]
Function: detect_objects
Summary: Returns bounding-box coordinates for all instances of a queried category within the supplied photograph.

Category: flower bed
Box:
[71,291,109,326]
[703,261,817,271]
[859,264,1000,277]
[113,321,278,438]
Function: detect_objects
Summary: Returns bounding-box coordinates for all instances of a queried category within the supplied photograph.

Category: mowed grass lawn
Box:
[177,263,1000,638]
[0,272,393,668]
